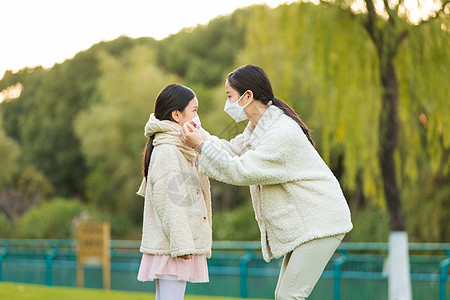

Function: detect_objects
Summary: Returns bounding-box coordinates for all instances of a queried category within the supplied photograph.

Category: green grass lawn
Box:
[0,282,264,300]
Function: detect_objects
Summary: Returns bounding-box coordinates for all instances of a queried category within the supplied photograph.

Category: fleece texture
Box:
[199,105,353,262]
[138,114,212,258]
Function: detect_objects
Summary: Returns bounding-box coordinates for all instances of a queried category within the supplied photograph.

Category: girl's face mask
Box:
[190,115,202,129]
[224,90,252,123]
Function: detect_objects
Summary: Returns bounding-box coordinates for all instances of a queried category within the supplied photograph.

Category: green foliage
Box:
[212,203,260,241]
[242,2,450,210]
[243,3,383,202]
[0,36,155,197]
[0,114,19,188]
[16,164,55,201]
[14,196,135,239]
[0,4,448,241]
[404,172,450,242]
[0,214,13,238]
[344,204,390,242]
[16,198,86,239]
[75,45,179,218]
[0,164,55,221]
[396,20,450,182]
[157,8,249,86]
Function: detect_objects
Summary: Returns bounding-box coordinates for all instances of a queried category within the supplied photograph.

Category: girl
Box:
[136,83,212,300]
[181,65,353,300]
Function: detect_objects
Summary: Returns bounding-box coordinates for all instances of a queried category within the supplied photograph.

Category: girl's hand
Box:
[178,254,193,260]
[181,123,204,148]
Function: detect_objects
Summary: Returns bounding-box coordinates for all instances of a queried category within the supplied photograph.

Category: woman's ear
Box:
[171,110,180,123]
[246,90,254,101]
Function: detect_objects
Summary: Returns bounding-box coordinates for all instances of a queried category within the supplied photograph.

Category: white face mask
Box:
[224,91,252,122]
[190,115,202,129]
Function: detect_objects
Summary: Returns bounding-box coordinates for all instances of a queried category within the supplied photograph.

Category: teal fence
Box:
[0,239,449,299]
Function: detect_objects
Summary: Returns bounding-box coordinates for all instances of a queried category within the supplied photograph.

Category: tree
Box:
[0,36,155,197]
[0,114,19,189]
[74,45,179,220]
[243,2,449,298]
[337,0,449,232]
[157,7,249,86]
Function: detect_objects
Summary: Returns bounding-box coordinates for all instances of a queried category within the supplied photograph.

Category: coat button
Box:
[203,217,207,222]
[196,189,201,195]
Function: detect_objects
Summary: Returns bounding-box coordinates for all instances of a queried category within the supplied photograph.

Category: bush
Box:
[344,204,390,242]
[403,173,450,243]
[16,198,87,239]
[213,203,260,241]
[0,213,13,238]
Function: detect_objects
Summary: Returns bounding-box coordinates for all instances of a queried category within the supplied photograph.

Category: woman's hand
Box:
[178,254,193,260]
[181,122,204,148]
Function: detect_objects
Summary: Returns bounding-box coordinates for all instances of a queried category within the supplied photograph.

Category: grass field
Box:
[0,282,264,300]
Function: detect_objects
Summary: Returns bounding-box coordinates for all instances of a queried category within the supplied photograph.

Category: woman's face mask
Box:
[224,90,252,122]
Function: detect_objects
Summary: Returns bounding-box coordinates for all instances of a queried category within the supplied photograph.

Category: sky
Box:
[0,0,295,77]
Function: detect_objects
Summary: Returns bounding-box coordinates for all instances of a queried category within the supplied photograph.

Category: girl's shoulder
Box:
[149,144,184,178]
[151,144,181,160]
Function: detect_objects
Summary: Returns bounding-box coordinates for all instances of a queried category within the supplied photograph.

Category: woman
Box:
[181,65,352,299]
[136,84,211,300]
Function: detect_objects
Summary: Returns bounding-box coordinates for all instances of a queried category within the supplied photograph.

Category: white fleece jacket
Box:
[138,115,212,258]
[199,105,352,262]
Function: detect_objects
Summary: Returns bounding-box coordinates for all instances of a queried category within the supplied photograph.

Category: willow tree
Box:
[242,2,449,298]
[243,0,449,230]
[324,0,448,231]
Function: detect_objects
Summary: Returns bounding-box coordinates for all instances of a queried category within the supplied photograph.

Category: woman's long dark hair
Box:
[227,64,315,147]
[142,84,195,179]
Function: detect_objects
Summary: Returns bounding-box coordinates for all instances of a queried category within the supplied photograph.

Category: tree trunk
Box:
[379,55,406,231]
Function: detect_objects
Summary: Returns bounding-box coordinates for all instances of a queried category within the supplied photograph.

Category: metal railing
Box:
[0,239,449,299]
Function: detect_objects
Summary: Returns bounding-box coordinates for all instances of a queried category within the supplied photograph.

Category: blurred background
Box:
[1,0,448,243]
[0,0,449,299]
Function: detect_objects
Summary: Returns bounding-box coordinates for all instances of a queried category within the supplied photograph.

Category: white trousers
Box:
[155,279,187,300]
[275,234,345,300]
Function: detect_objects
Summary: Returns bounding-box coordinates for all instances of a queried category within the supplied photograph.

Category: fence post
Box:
[440,258,450,300]
[333,254,347,300]
[0,243,8,282]
[239,249,254,298]
[45,243,58,286]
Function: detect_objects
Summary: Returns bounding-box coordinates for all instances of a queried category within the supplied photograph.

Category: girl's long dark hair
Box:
[227,64,315,147]
[142,84,195,179]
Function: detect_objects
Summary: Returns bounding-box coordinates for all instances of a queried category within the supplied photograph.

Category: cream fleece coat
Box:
[137,114,212,258]
[199,105,352,262]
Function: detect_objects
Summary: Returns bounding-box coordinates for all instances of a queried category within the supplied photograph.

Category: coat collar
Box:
[242,105,284,149]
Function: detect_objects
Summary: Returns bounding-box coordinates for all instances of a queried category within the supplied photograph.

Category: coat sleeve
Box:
[200,128,246,157]
[198,130,298,186]
[150,146,196,256]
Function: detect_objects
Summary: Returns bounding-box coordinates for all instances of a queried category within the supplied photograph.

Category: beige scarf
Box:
[137,113,197,197]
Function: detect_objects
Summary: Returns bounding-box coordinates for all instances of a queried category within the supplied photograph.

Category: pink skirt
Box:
[137,254,209,283]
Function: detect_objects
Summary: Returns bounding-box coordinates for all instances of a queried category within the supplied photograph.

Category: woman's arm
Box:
[198,130,299,186]
[199,127,247,157]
